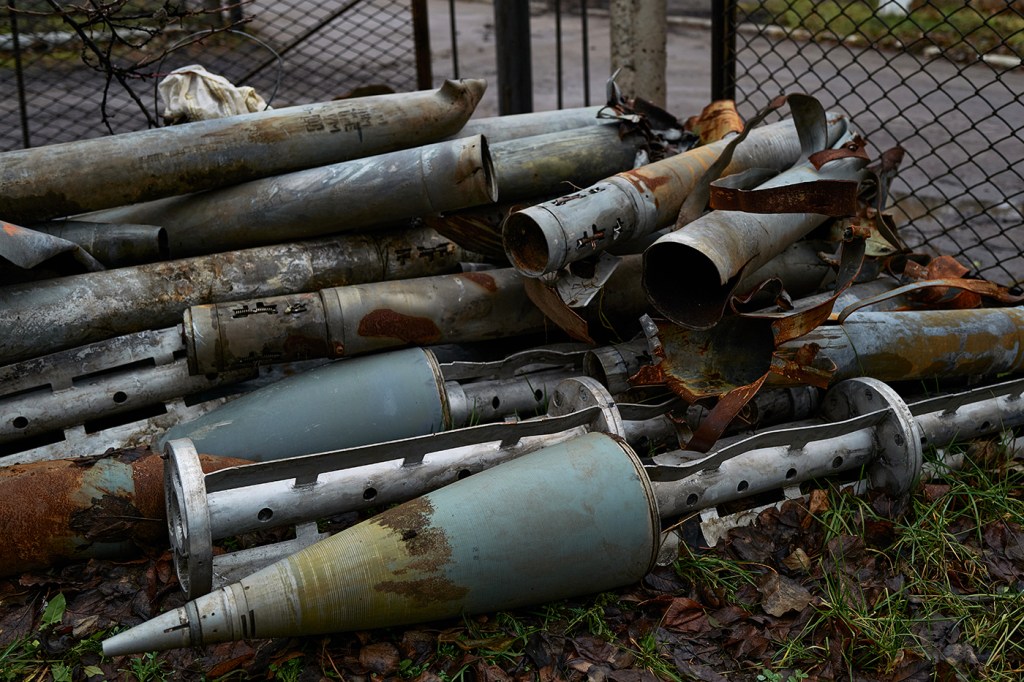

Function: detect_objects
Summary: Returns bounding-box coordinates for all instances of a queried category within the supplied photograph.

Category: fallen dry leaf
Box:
[757,573,813,617]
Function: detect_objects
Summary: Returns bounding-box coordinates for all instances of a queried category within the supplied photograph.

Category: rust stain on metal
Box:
[374,576,469,607]
[709,179,860,216]
[625,170,672,192]
[68,493,146,543]
[2,221,21,236]
[371,497,469,606]
[0,448,252,577]
[861,351,916,379]
[459,272,498,292]
[357,309,442,344]
[282,334,332,360]
[130,451,248,544]
[371,497,441,560]
[523,277,593,344]
[685,100,744,145]
[423,210,506,260]
[809,135,869,169]
[1,458,89,574]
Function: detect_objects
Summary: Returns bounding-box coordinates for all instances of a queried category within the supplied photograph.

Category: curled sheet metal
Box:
[636,296,1024,453]
[502,108,849,277]
[28,221,169,267]
[521,254,651,345]
[642,95,869,331]
[0,79,487,224]
[683,100,745,145]
[631,235,869,451]
[0,219,104,276]
[525,240,835,347]
[82,135,497,258]
[0,226,465,365]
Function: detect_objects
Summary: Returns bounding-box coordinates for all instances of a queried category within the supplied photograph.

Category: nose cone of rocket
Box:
[102,606,192,657]
[102,586,238,656]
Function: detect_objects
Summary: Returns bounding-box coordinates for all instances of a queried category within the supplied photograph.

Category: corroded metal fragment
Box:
[0,448,247,577]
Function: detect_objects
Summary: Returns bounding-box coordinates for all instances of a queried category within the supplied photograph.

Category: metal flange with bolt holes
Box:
[164,438,214,599]
[821,376,923,496]
[646,377,924,517]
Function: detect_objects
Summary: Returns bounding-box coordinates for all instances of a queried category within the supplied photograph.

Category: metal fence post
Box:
[494,0,533,114]
[610,0,667,108]
[8,0,30,148]
[411,0,433,90]
[711,0,737,101]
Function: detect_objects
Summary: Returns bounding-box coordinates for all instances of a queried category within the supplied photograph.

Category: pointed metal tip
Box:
[102,606,194,656]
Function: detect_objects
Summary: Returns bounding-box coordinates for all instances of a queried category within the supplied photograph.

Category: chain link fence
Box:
[4,0,1022,286]
[1,0,429,151]
[726,0,1024,286]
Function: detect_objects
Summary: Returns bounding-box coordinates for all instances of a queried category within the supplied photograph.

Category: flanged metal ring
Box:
[821,377,922,496]
[164,438,213,598]
[547,376,625,437]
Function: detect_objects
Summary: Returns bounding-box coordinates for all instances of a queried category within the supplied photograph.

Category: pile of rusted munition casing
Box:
[1,82,1021,656]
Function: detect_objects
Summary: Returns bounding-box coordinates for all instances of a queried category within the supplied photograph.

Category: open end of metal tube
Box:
[582,351,610,387]
[503,210,553,277]
[642,242,742,331]
[477,136,499,203]
[156,227,170,260]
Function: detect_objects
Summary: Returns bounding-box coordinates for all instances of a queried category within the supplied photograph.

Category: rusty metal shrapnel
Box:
[502,111,849,277]
[0,448,250,577]
[81,135,496,258]
[181,269,550,375]
[523,240,835,347]
[0,226,465,365]
[103,428,660,654]
[634,304,1024,433]
[0,80,487,224]
[642,96,869,330]
[0,219,104,276]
